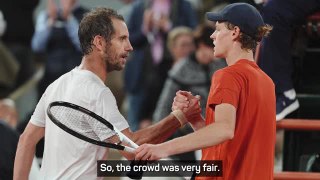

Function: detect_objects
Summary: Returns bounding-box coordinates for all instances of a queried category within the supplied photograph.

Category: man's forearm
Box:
[130,93,201,145]
[132,114,180,145]
[14,136,36,180]
[189,115,206,131]
[163,121,234,157]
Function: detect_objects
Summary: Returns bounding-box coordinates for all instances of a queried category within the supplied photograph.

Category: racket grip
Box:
[124,146,136,153]
[122,136,139,149]
[114,128,139,148]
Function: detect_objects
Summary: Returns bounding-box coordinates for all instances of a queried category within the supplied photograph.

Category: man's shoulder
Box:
[213,67,232,78]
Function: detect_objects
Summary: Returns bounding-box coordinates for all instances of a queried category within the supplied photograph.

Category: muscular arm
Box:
[135,103,236,160]
[118,114,180,159]
[14,123,44,180]
[130,113,181,145]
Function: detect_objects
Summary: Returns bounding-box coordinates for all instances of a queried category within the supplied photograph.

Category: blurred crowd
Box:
[1,0,320,179]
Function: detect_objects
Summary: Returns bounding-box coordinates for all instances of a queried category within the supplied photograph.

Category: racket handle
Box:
[124,146,136,153]
[122,137,139,149]
[114,128,139,149]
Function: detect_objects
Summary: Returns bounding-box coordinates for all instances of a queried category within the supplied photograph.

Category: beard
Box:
[103,46,124,73]
[106,58,123,72]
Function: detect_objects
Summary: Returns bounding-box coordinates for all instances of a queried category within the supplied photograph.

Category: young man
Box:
[14,8,200,179]
[135,3,276,180]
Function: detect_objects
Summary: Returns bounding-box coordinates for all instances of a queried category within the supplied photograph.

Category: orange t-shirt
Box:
[198,59,276,180]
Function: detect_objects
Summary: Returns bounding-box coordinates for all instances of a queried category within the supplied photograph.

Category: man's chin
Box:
[111,66,124,72]
[115,65,125,72]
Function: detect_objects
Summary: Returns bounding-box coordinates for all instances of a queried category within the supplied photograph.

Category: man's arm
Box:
[14,123,44,180]
[118,114,181,160]
[188,114,206,131]
[117,91,201,159]
[172,91,206,131]
[122,94,201,146]
[135,103,236,160]
[123,113,183,146]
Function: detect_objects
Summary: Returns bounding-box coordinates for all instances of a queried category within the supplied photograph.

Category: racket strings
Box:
[50,106,117,142]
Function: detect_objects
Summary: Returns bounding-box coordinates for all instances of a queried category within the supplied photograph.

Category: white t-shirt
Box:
[30,67,129,180]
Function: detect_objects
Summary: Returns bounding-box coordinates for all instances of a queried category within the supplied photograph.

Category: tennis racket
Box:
[47,101,138,153]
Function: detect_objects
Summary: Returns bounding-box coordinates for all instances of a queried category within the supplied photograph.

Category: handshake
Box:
[133,90,206,162]
[171,90,203,127]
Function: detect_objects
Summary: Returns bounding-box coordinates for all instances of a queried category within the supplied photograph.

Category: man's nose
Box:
[126,41,133,51]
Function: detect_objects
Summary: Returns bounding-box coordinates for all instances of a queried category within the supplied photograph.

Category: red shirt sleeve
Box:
[207,70,241,110]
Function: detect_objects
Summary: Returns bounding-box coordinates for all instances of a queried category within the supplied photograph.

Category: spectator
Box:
[0,0,39,88]
[153,24,226,122]
[0,12,19,98]
[0,42,19,98]
[0,99,19,180]
[258,0,320,120]
[0,99,18,128]
[166,26,195,65]
[139,26,196,129]
[32,0,88,96]
[125,0,198,131]
[0,120,19,180]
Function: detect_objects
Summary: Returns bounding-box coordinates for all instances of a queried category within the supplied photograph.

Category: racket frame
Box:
[47,101,137,152]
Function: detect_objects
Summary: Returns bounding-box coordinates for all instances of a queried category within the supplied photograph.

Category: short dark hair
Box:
[78,7,124,55]
[224,22,272,51]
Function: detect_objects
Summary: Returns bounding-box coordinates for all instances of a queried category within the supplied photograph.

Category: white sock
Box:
[284,89,296,100]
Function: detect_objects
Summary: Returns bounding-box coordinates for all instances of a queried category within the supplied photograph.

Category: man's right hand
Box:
[172,91,205,130]
[172,90,201,121]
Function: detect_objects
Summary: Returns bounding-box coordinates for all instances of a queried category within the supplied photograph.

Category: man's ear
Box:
[92,35,104,52]
[232,26,241,41]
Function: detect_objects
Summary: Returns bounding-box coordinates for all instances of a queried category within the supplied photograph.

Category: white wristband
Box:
[171,110,187,127]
